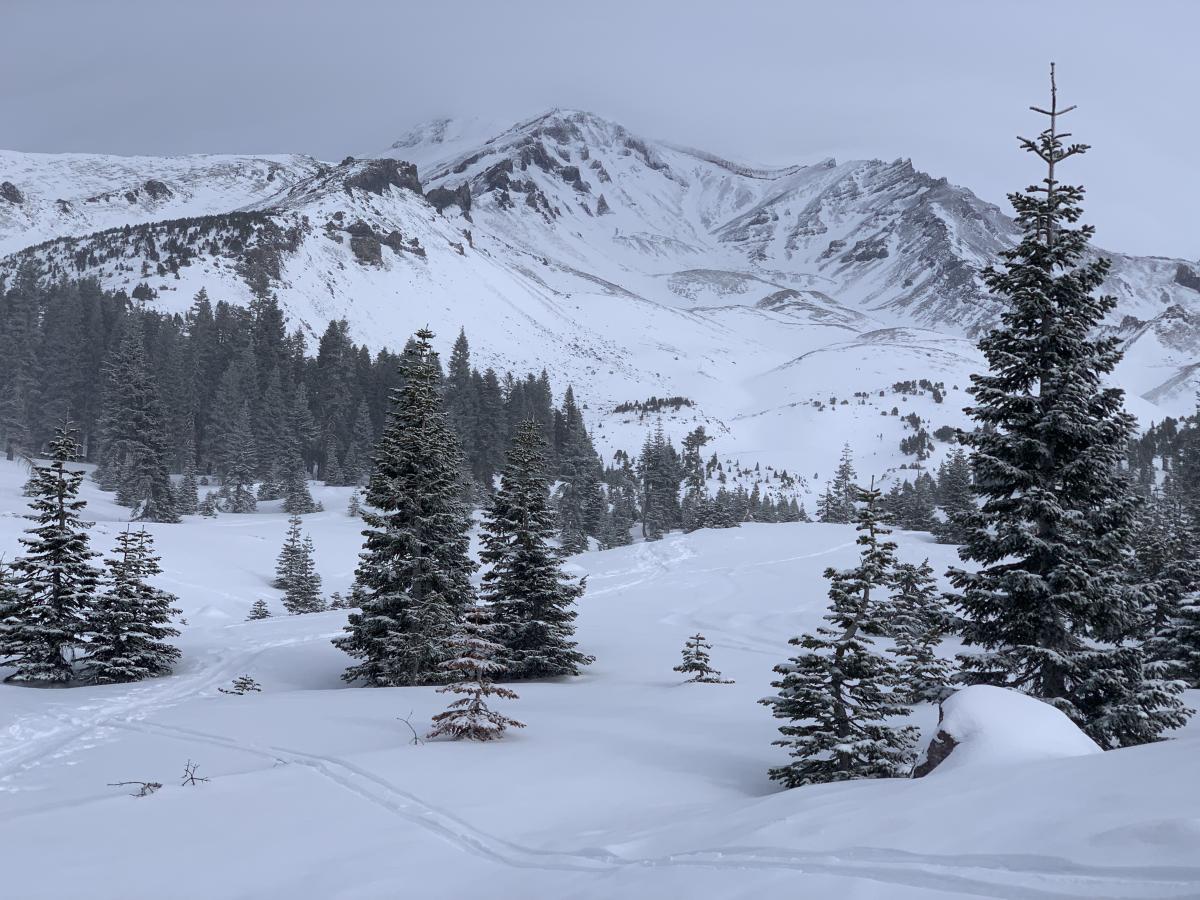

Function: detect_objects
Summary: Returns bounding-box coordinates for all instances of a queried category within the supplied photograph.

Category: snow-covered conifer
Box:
[673,633,732,683]
[428,605,524,742]
[761,483,917,787]
[333,328,476,685]
[86,529,181,683]
[0,424,100,683]
[890,559,954,703]
[282,534,324,615]
[246,599,272,621]
[947,69,1189,747]
[483,421,593,679]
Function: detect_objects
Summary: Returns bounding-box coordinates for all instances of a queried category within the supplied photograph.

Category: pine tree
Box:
[0,424,100,683]
[347,492,362,517]
[761,483,917,787]
[281,455,319,514]
[220,402,258,513]
[817,443,859,524]
[333,328,477,686]
[86,529,181,683]
[680,426,713,532]
[890,560,954,703]
[481,421,593,679]
[673,633,732,683]
[428,605,524,742]
[246,599,272,621]
[96,320,178,522]
[175,426,200,516]
[947,68,1189,747]
[198,492,219,517]
[282,535,324,615]
[274,515,305,590]
[934,448,974,544]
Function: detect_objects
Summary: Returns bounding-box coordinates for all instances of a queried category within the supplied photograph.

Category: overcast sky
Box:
[3,0,1196,258]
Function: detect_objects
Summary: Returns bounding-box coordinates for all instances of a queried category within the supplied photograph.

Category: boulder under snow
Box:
[913,684,1101,777]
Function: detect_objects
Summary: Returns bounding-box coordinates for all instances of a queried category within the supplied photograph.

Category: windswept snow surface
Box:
[1,459,1198,899]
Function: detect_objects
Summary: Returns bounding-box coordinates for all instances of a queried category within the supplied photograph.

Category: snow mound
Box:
[917,685,1101,775]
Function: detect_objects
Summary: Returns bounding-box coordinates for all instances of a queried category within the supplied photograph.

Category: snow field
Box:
[1,459,1198,898]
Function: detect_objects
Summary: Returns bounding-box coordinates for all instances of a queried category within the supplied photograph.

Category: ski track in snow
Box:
[0,633,333,784]
[66,718,1200,899]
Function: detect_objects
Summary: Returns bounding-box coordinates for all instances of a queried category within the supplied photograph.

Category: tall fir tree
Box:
[95,319,178,522]
[481,421,593,679]
[333,328,477,685]
[761,484,917,787]
[0,424,100,683]
[220,402,258,513]
[175,423,200,516]
[86,529,181,683]
[947,67,1189,747]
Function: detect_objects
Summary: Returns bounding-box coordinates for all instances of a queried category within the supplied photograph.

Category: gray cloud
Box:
[2,0,1196,258]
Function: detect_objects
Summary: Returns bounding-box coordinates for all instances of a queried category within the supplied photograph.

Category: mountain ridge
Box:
[2,108,1198,478]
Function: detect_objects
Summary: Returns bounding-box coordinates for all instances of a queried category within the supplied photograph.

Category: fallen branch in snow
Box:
[180,760,209,786]
[108,781,162,797]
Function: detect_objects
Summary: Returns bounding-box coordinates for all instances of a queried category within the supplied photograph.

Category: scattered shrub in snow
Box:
[218,675,262,695]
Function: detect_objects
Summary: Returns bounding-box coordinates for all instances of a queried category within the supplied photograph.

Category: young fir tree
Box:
[890,559,954,703]
[933,448,974,544]
[673,633,732,683]
[947,67,1189,747]
[333,328,477,686]
[0,424,100,683]
[816,443,859,524]
[274,515,305,589]
[246,598,272,621]
[761,483,917,787]
[86,529,181,684]
[428,605,524,742]
[347,492,362,517]
[281,454,319,515]
[96,321,178,523]
[482,421,593,679]
[197,491,219,517]
[282,535,324,615]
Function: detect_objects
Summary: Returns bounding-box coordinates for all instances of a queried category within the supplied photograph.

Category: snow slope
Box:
[1,458,1197,899]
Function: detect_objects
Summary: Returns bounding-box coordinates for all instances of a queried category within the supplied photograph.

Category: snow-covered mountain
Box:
[3,109,1198,475]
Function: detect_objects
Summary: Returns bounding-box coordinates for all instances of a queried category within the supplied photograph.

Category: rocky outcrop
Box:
[342,160,423,197]
[0,181,24,205]
[1175,264,1200,293]
[426,183,472,217]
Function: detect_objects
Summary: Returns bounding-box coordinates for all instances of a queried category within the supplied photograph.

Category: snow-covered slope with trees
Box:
[2,108,1198,482]
[1,459,1196,900]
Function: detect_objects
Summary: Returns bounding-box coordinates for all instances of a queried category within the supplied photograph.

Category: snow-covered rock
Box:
[913,684,1101,777]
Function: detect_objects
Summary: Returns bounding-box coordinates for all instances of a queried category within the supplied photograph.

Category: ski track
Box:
[93,717,1200,899]
[0,632,331,783]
